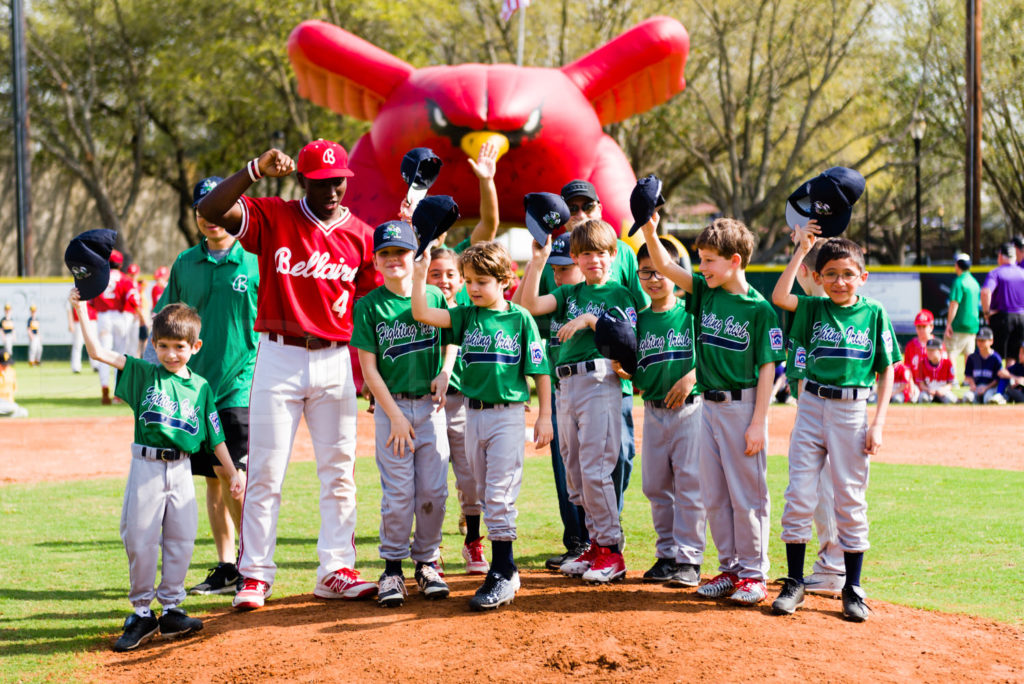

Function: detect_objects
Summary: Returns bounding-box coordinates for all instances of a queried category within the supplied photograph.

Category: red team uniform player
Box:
[90,252,140,404]
[197,139,380,610]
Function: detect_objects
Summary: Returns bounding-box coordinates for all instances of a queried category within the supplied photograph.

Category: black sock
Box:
[464,515,481,546]
[786,543,806,581]
[605,544,619,554]
[491,540,515,579]
[576,508,589,544]
[384,559,402,576]
[844,551,864,587]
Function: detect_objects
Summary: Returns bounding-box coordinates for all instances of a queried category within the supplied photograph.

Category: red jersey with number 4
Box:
[237,196,378,341]
[91,271,139,313]
[915,357,955,387]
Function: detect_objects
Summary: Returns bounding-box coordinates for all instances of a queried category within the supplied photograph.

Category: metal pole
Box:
[863,184,870,261]
[915,137,923,265]
[516,5,525,67]
[11,0,33,276]
[971,0,983,263]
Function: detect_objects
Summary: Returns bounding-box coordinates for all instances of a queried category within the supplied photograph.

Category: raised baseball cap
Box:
[786,166,866,238]
[977,326,994,340]
[594,306,638,376]
[628,174,666,237]
[411,195,459,259]
[401,147,443,205]
[547,234,574,266]
[192,176,224,208]
[373,220,418,253]
[297,139,354,179]
[560,179,599,202]
[914,309,934,326]
[64,229,117,300]
[524,192,570,246]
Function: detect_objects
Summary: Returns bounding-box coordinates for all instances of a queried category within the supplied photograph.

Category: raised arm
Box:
[411,252,452,328]
[520,237,558,316]
[638,211,692,293]
[70,290,125,370]
[468,141,500,245]
[197,148,296,234]
[773,222,820,312]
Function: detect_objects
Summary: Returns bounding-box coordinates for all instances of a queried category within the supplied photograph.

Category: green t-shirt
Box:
[948,271,982,334]
[115,356,225,453]
[685,274,785,391]
[351,285,447,396]
[633,299,697,402]
[789,294,902,387]
[449,302,549,403]
[155,240,260,409]
[551,281,641,367]
[539,239,648,307]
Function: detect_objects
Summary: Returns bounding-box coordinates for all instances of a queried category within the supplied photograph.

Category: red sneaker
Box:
[582,547,626,584]
[232,578,272,610]
[560,541,598,577]
[461,537,489,575]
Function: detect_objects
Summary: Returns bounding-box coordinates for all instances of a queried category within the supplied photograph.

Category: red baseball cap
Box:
[296,139,354,179]
[126,263,140,276]
[109,249,124,266]
[154,266,169,279]
[914,309,934,326]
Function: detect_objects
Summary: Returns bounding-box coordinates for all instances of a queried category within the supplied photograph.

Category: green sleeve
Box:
[449,305,469,344]
[202,384,226,451]
[754,300,786,366]
[348,295,376,353]
[114,356,145,405]
[522,309,550,376]
[873,307,902,372]
[452,237,471,255]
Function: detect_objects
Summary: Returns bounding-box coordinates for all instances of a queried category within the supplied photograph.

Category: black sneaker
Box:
[546,541,589,572]
[415,562,450,600]
[377,573,407,608]
[842,584,870,622]
[469,570,520,611]
[188,562,241,595]
[666,563,701,588]
[158,607,203,638]
[771,577,806,615]
[113,613,159,652]
[642,557,678,583]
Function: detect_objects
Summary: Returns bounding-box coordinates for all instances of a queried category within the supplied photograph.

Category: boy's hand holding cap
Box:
[524,192,570,246]
[628,174,666,237]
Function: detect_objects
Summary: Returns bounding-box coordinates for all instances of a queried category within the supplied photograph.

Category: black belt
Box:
[268,332,341,351]
[646,395,698,409]
[467,399,513,410]
[393,392,427,400]
[703,388,745,402]
[804,381,871,401]
[556,360,596,379]
[134,445,187,462]
[446,387,461,396]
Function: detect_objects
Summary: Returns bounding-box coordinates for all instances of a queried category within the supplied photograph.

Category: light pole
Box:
[911,112,927,265]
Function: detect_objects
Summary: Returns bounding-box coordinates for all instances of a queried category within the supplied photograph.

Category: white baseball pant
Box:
[2,333,12,357]
[123,311,140,358]
[374,396,449,563]
[28,336,42,364]
[95,310,129,388]
[237,334,359,586]
[464,403,526,542]
[444,392,482,516]
[70,321,84,373]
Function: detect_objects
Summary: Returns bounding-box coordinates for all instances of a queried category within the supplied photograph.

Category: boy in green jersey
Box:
[638,214,785,606]
[627,239,704,588]
[770,225,900,622]
[71,291,243,652]
[413,241,552,610]
[521,220,642,584]
[352,221,458,607]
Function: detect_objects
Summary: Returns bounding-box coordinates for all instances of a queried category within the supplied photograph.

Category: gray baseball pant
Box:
[374,396,449,563]
[444,392,482,515]
[122,447,197,609]
[699,389,771,580]
[641,400,706,565]
[464,403,526,542]
[811,461,844,574]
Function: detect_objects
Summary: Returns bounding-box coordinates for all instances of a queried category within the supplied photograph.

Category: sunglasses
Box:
[567,199,598,215]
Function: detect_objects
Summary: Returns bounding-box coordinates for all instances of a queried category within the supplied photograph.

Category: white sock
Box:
[161,604,177,615]
[133,606,153,618]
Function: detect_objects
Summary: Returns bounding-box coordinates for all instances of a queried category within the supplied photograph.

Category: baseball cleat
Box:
[188,562,241,595]
[666,563,701,588]
[377,573,408,608]
[462,538,490,575]
[314,567,378,600]
[803,572,845,598]
[113,613,159,652]
[771,577,806,615]
[415,562,450,600]
[582,547,626,584]
[560,541,597,578]
[729,578,768,605]
[842,584,870,622]
[642,557,678,583]
[158,607,203,638]
[696,572,739,598]
[233,578,272,610]
[469,570,520,611]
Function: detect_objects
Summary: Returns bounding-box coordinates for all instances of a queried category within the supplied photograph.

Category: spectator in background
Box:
[981,243,1024,363]
[964,326,1006,404]
[944,252,981,379]
[1,303,15,357]
[0,351,28,418]
[999,344,1024,403]
[890,361,920,404]
[1013,236,1024,269]
[915,338,956,403]
[904,309,945,378]
[26,305,42,367]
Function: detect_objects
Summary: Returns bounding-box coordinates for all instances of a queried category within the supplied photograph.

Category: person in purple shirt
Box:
[981,242,1024,361]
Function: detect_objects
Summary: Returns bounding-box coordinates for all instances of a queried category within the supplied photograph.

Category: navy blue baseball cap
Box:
[64,229,117,300]
[401,147,443,205]
[373,221,418,253]
[192,176,223,208]
[628,174,666,236]
[785,166,865,238]
[547,234,574,266]
[524,192,570,246]
[411,195,460,259]
[594,306,638,376]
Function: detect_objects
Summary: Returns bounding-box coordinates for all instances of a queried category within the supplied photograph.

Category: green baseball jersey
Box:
[452,237,471,255]
[685,274,785,391]
[789,294,901,387]
[633,300,697,402]
[948,271,981,334]
[115,356,224,453]
[156,240,260,409]
[539,239,649,307]
[351,285,447,396]
[449,302,549,403]
[552,281,641,367]
[782,309,807,383]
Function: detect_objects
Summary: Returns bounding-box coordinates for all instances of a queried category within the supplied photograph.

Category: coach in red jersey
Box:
[198,139,380,610]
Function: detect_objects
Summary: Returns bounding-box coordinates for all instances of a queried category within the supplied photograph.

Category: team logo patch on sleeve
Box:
[209,411,222,435]
[626,307,637,326]
[795,347,807,369]
[769,327,784,350]
[882,330,893,353]
[529,341,544,365]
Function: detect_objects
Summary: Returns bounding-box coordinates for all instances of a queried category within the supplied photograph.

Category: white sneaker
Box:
[313,567,377,599]
[803,572,845,597]
[729,578,767,605]
[233,578,272,610]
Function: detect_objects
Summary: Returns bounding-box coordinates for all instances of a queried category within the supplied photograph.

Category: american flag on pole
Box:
[501,0,530,22]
